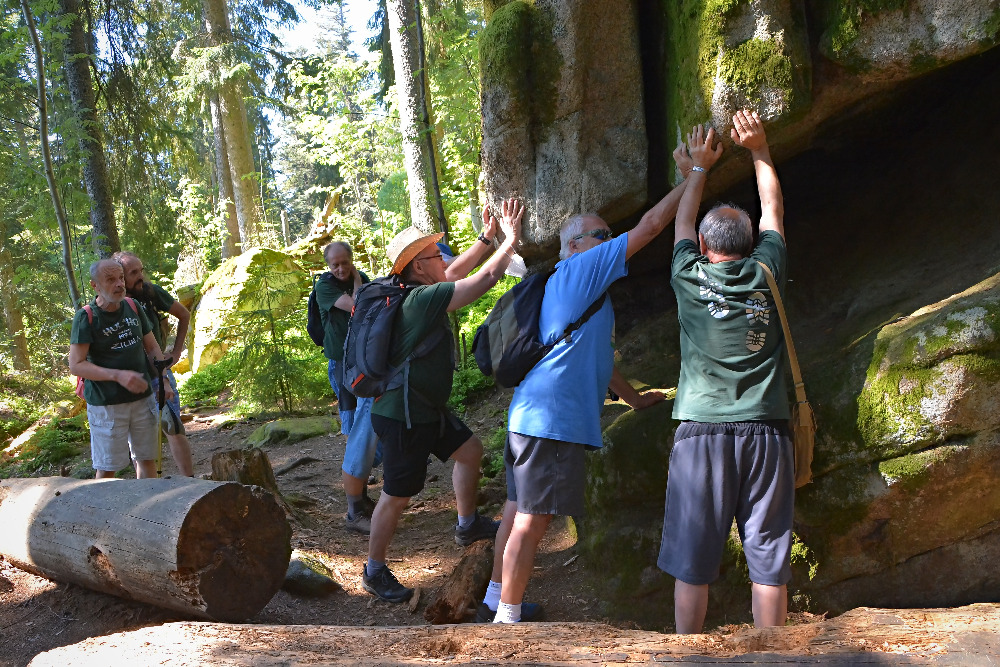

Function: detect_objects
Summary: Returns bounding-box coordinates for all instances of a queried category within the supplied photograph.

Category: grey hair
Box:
[89,258,122,280]
[110,250,139,265]
[699,203,753,257]
[324,241,353,261]
[559,213,598,260]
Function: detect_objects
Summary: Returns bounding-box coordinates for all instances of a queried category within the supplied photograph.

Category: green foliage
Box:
[481,424,507,480]
[447,362,495,412]
[0,414,89,478]
[216,254,330,414]
[177,353,240,405]
[718,39,793,105]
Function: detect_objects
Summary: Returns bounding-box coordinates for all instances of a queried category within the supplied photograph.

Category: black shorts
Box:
[371,414,474,498]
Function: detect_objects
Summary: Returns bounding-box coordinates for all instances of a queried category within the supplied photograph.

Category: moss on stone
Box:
[718,38,794,105]
[982,6,1000,43]
[878,444,958,492]
[821,0,913,68]
[479,0,560,130]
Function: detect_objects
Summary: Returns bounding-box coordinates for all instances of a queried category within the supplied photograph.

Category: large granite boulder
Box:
[480,0,648,261]
[190,248,308,371]
[482,1,1000,255]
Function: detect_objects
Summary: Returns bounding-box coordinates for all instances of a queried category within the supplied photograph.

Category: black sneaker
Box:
[362,565,413,603]
[474,601,544,623]
[454,513,500,547]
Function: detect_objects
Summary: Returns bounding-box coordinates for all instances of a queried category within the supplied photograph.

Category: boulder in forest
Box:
[190,248,307,371]
[246,416,339,448]
[480,0,648,261]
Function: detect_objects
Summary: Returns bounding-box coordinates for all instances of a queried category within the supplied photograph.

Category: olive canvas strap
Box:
[755,261,807,407]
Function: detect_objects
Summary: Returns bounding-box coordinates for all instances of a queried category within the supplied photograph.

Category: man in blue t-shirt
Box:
[657,111,793,633]
[483,143,698,624]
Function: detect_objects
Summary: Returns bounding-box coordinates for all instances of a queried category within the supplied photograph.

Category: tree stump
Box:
[210,447,281,495]
[0,476,291,621]
[424,540,494,624]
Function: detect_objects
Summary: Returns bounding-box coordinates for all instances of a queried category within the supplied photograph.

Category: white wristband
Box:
[691,166,707,173]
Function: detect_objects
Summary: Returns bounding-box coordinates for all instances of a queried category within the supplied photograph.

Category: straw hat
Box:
[387,227,445,275]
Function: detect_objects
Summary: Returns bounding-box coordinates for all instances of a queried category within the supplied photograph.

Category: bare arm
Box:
[445,206,497,280]
[70,343,150,395]
[675,125,724,246]
[624,143,693,260]
[731,109,783,238]
[333,268,363,312]
[608,367,666,410]
[448,199,524,312]
[167,301,190,362]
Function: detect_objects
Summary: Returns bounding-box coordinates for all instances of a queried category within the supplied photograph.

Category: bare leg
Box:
[674,580,709,634]
[167,433,194,476]
[500,511,552,604]
[343,471,366,498]
[95,470,117,479]
[449,436,483,517]
[135,459,158,479]
[367,491,410,562]
[490,500,518,582]
[751,583,787,628]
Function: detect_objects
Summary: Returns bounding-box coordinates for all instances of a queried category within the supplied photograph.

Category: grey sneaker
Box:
[362,565,413,603]
[344,512,371,534]
[455,513,500,547]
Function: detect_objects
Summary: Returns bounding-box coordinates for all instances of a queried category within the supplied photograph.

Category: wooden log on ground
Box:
[26,604,1000,665]
[424,540,493,624]
[0,476,291,621]
[211,447,281,495]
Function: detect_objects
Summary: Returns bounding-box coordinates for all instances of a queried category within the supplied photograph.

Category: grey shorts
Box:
[87,395,159,471]
[505,432,587,516]
[657,421,794,587]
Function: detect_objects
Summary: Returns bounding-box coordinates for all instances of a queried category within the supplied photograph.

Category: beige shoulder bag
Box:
[756,261,815,488]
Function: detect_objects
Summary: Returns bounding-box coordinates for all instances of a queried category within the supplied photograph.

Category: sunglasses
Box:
[415,253,444,263]
[572,229,614,242]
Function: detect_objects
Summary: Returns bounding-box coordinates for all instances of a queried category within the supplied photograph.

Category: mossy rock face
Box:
[247,417,338,448]
[819,0,1000,73]
[480,0,647,261]
[191,248,308,371]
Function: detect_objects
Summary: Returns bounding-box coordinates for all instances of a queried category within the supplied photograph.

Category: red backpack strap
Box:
[83,304,94,324]
[123,297,138,314]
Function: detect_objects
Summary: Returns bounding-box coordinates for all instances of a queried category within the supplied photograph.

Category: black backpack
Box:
[306,272,334,346]
[341,276,449,423]
[472,270,606,389]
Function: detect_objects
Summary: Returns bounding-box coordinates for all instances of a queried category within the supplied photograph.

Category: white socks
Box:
[493,602,521,623]
[483,580,502,611]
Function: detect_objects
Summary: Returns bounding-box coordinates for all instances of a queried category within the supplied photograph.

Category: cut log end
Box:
[178,483,292,622]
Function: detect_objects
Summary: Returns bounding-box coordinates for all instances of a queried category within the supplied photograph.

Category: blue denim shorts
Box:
[342,395,383,478]
[328,358,355,434]
[151,369,185,436]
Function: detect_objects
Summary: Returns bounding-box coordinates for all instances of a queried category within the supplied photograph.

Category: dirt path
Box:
[0,406,603,667]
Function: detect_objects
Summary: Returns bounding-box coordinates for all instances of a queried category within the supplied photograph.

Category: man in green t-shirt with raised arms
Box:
[114,251,194,477]
[658,111,793,633]
[69,259,173,479]
[362,199,524,603]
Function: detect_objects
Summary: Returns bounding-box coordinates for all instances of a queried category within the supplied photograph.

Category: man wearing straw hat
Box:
[658,111,792,633]
[362,199,524,603]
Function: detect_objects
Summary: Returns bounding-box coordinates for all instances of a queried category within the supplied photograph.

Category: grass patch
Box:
[0,414,90,478]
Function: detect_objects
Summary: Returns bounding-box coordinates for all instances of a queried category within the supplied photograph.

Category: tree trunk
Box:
[210,94,242,258]
[423,540,492,624]
[26,604,1000,665]
[20,0,82,308]
[386,0,448,239]
[58,0,120,258]
[0,226,30,371]
[202,0,263,250]
[0,477,291,622]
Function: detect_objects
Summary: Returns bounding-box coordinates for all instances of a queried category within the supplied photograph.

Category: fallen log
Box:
[25,604,1000,665]
[0,476,291,621]
[424,540,493,624]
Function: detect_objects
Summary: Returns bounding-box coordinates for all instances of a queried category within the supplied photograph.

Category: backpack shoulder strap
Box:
[553,291,608,346]
[123,297,138,314]
[755,261,807,405]
[82,304,94,324]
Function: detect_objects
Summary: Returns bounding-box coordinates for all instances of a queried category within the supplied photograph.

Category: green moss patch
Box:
[480,1,561,130]
[878,444,959,492]
[718,39,793,105]
[820,0,913,68]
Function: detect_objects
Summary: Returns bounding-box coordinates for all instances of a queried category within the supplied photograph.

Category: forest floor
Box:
[0,394,635,667]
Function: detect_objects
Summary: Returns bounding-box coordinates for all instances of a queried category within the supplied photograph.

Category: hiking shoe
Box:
[344,512,371,534]
[362,565,413,603]
[455,514,500,547]
[474,602,544,623]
